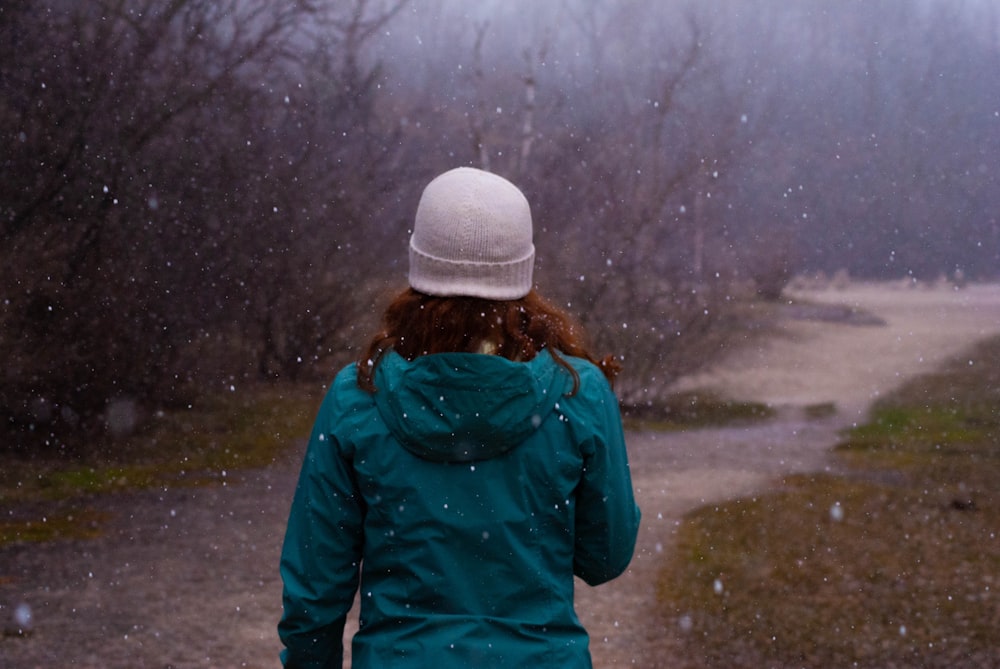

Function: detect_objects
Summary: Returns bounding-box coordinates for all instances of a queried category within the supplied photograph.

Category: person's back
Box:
[278,167,640,668]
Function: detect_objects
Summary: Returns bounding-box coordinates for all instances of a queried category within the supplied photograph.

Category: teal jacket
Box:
[278,349,640,668]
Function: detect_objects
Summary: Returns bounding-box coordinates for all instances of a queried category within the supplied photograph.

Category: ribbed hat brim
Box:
[408,241,535,300]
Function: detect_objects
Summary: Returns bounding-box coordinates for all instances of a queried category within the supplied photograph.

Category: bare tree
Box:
[528,8,759,404]
[462,19,550,178]
[7,0,996,451]
[0,0,323,451]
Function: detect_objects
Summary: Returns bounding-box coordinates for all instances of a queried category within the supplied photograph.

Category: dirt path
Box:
[579,282,1000,667]
[3,283,999,668]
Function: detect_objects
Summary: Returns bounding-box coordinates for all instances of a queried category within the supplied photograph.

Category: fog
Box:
[3,2,1000,667]
[1,0,998,439]
[368,0,999,279]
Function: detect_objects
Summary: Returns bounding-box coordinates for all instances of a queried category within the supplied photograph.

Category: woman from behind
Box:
[279,166,640,668]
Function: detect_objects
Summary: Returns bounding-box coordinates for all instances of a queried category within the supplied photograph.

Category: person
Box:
[278,166,641,668]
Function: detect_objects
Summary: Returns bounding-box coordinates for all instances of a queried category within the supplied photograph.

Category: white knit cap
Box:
[409,167,535,300]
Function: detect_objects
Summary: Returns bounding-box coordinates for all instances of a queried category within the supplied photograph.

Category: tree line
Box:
[2,0,998,453]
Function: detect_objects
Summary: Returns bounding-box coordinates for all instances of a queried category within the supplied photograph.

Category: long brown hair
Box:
[357,288,620,393]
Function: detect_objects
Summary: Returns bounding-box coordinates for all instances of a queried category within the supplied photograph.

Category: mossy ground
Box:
[657,335,1000,668]
[624,390,775,430]
[0,383,321,544]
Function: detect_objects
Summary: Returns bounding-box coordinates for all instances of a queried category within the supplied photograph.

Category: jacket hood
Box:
[372,349,571,463]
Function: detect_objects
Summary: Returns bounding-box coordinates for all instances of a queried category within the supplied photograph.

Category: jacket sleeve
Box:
[278,387,365,669]
[572,369,641,586]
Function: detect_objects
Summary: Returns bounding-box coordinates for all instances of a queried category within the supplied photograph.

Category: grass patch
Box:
[803,401,838,419]
[0,506,110,544]
[624,391,775,430]
[657,335,1000,667]
[0,382,321,545]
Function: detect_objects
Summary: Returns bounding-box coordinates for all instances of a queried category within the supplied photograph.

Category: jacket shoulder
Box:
[552,355,620,431]
[315,363,378,433]
[562,355,614,396]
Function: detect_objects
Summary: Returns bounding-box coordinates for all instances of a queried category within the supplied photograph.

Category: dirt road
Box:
[3,282,999,668]
[581,282,1000,667]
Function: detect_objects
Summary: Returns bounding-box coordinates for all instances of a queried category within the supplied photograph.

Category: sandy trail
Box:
[2,283,999,668]
[578,282,1000,667]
